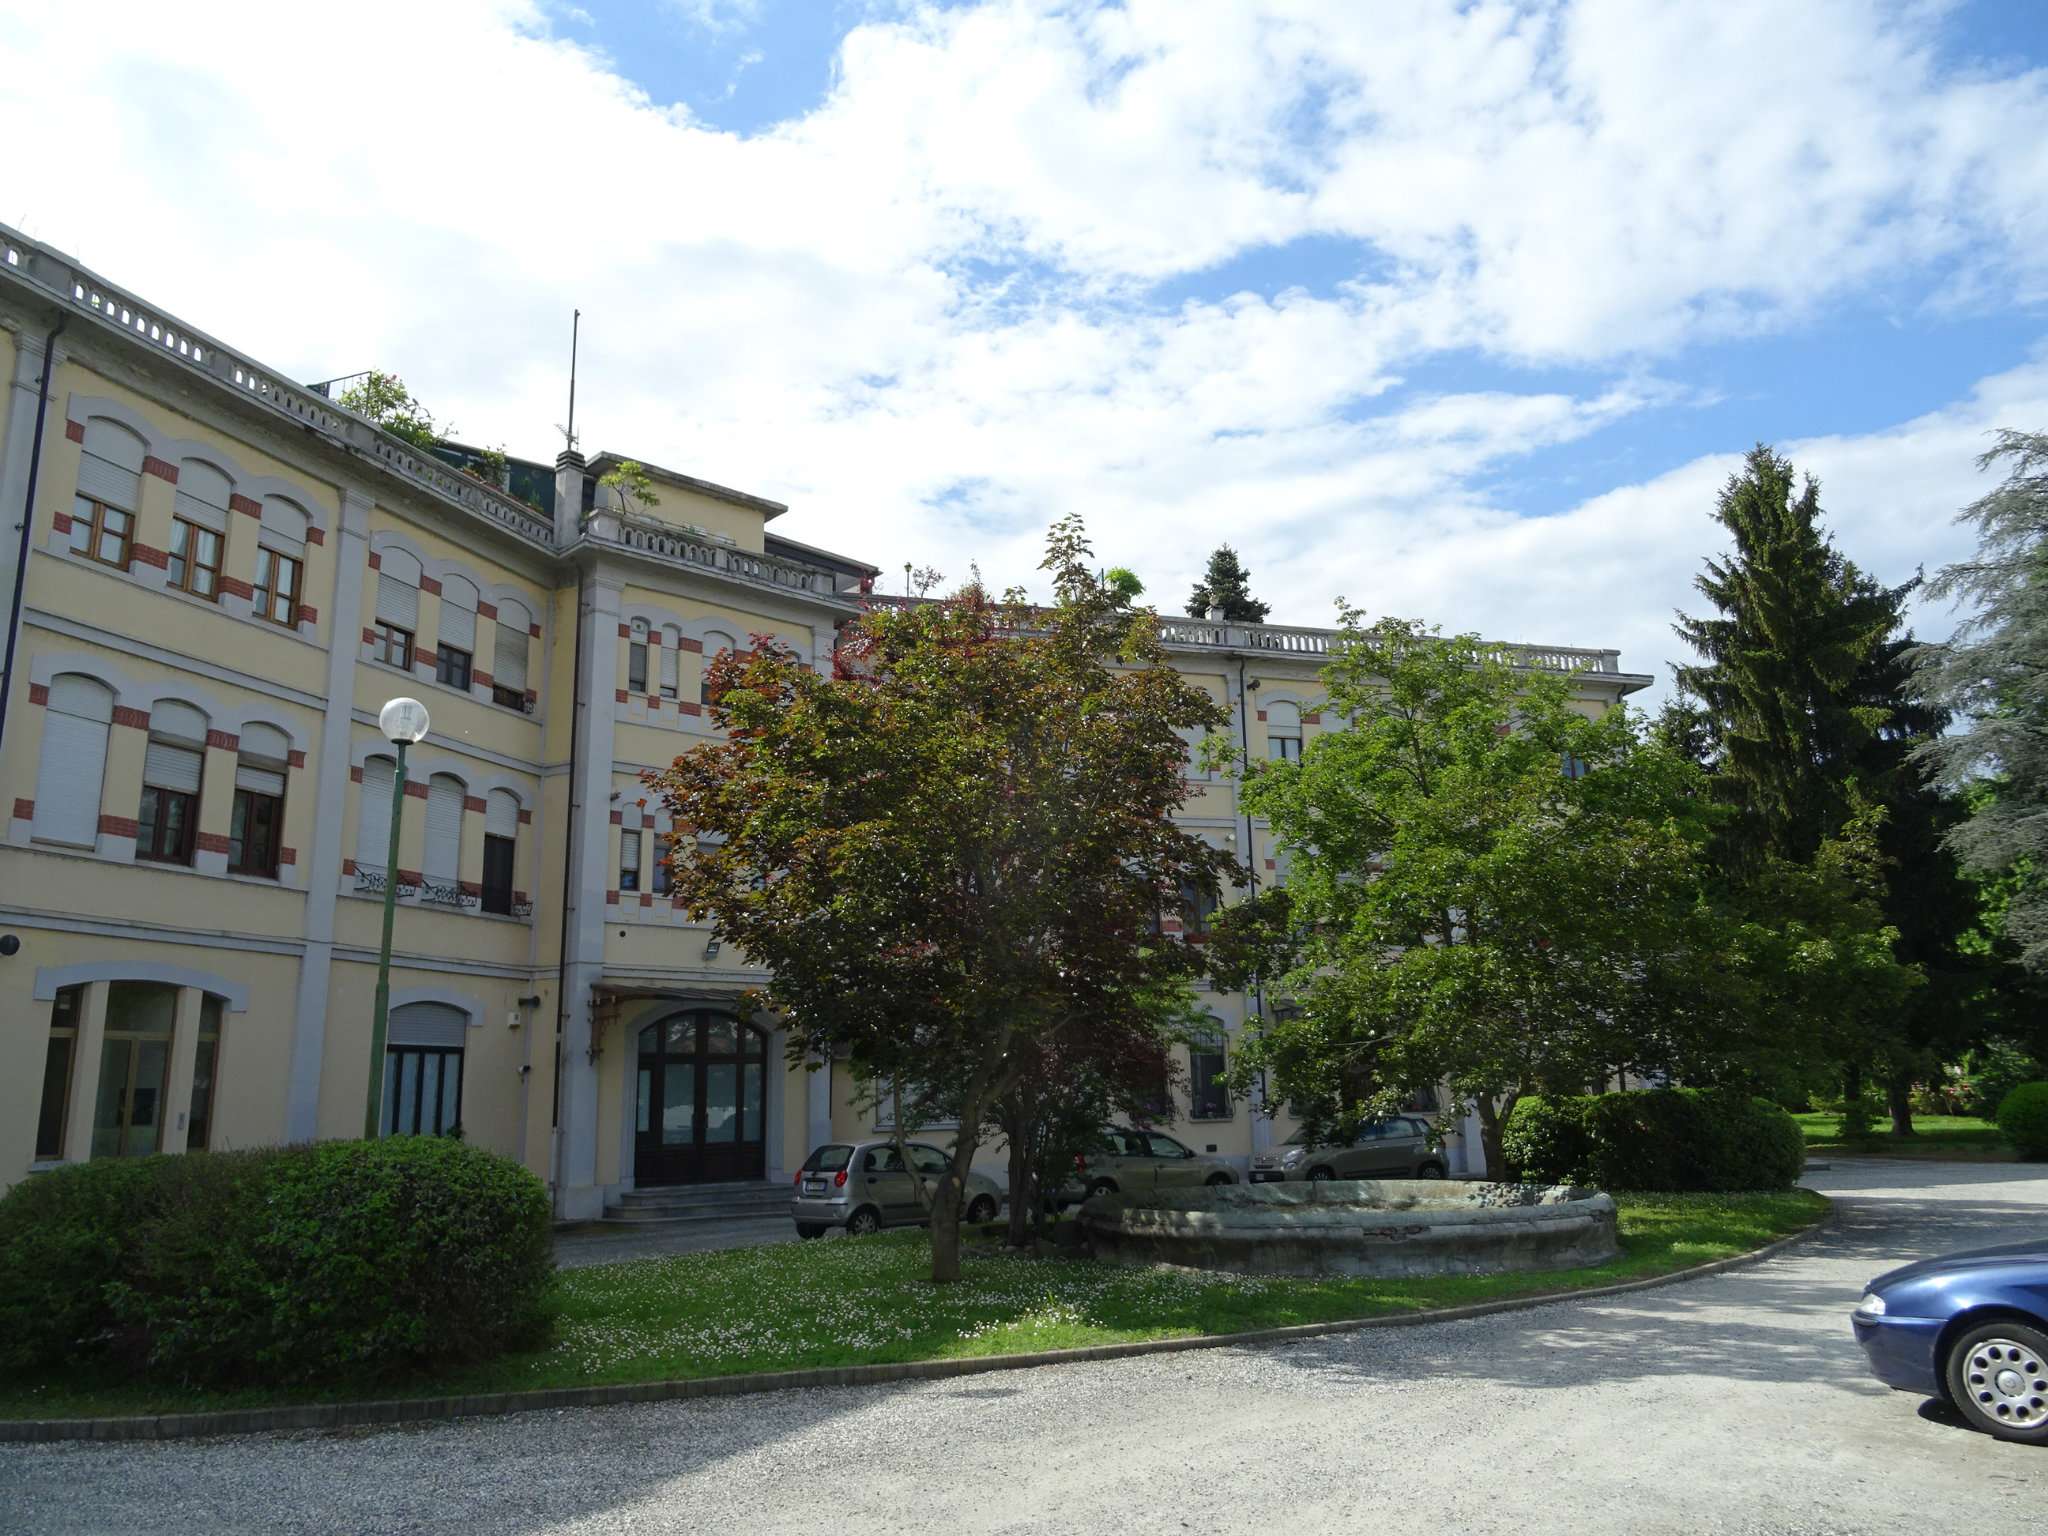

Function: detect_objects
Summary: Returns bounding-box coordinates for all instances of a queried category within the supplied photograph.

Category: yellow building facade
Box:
[0,226,1650,1215]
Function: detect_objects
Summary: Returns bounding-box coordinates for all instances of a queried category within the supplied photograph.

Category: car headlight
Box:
[1854,1291,1886,1318]
[1281,1148,1305,1166]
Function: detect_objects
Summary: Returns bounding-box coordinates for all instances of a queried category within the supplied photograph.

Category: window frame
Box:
[167,517,223,600]
[1188,1035,1231,1120]
[35,986,82,1160]
[435,643,473,691]
[228,785,284,878]
[380,1043,465,1137]
[619,828,642,892]
[482,831,516,915]
[252,546,303,629]
[628,639,649,695]
[136,783,199,865]
[70,494,134,571]
[374,621,415,670]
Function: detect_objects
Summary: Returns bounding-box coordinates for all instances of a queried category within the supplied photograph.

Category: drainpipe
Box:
[0,312,66,760]
[1234,650,1273,1156]
[550,562,586,1203]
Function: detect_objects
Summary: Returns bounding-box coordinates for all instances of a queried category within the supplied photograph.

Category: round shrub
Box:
[0,1138,554,1386]
[1504,1087,1803,1192]
[1996,1082,2048,1159]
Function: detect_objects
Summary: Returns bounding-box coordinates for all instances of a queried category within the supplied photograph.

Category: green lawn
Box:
[0,1188,1826,1423]
[1794,1111,2012,1159]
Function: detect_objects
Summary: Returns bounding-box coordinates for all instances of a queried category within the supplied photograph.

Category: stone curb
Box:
[0,1199,1832,1445]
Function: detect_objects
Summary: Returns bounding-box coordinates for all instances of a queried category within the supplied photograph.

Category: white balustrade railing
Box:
[1159,619,1621,676]
[602,515,842,596]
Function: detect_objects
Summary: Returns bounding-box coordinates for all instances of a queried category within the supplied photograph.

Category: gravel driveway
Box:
[6,1159,2044,1535]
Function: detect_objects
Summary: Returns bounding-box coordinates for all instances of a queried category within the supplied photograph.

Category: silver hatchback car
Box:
[1247,1116,1448,1182]
[791,1139,1004,1238]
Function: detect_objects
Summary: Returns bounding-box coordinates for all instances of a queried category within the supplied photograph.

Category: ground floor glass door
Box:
[634,1011,768,1185]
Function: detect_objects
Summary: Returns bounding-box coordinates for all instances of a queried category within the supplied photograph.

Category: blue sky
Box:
[6,0,2048,696]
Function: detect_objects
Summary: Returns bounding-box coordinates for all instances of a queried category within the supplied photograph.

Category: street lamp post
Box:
[364,696,430,1139]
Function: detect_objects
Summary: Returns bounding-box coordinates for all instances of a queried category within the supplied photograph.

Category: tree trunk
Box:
[1886,1070,1916,1139]
[1474,1095,1507,1180]
[929,1170,963,1282]
[1005,1130,1032,1247]
[1842,1061,1863,1104]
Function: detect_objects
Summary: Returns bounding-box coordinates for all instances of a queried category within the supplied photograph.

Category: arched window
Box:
[423,773,465,899]
[436,573,479,690]
[231,723,290,878]
[1266,701,1302,762]
[482,789,519,915]
[493,598,531,710]
[357,754,397,875]
[660,625,681,699]
[33,674,113,846]
[628,617,649,695]
[701,630,737,707]
[253,496,310,629]
[372,547,421,666]
[36,982,226,1161]
[381,1002,466,1136]
[72,419,143,570]
[138,700,207,865]
[170,459,229,600]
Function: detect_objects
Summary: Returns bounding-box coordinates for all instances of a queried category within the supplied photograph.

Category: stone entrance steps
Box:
[600,1179,791,1226]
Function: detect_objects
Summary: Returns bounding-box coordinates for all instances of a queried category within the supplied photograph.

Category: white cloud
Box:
[0,0,2042,699]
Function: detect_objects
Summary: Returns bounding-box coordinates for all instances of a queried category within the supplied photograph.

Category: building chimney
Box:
[554,449,587,545]
[1206,605,1226,623]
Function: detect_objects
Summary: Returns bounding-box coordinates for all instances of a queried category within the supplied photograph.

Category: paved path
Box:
[7,1160,2044,1535]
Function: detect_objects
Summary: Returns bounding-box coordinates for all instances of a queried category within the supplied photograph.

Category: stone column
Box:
[60,980,109,1163]
[806,1053,832,1156]
[194,736,237,876]
[283,485,371,1140]
[97,707,147,859]
[555,571,621,1219]
[161,985,203,1156]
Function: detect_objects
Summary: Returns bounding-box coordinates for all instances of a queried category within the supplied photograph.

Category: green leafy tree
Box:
[1187,545,1270,623]
[650,519,1237,1281]
[1227,613,1730,1174]
[1105,566,1146,602]
[597,459,658,517]
[1915,430,2048,977]
[336,370,447,451]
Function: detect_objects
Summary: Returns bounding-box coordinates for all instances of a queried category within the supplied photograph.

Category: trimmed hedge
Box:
[0,1138,554,1385]
[1997,1082,2048,1159]
[1504,1088,1805,1192]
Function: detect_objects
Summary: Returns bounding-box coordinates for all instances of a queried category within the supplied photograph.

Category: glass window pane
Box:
[106,982,176,1035]
[187,1038,216,1151]
[36,1037,72,1159]
[126,1040,168,1157]
[703,1017,739,1056]
[637,1068,652,1133]
[399,1051,421,1134]
[743,1063,762,1144]
[661,1064,695,1145]
[666,1017,696,1054]
[439,1052,461,1134]
[92,1043,130,1159]
[381,1052,400,1136]
[418,1053,442,1134]
[70,498,95,553]
[704,1064,737,1143]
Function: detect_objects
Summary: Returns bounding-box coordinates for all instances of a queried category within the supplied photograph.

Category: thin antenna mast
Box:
[563,309,581,453]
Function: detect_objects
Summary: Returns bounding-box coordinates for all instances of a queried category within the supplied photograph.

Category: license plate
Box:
[802,1179,826,1194]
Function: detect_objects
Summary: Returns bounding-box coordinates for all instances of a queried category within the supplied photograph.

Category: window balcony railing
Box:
[353,865,417,900]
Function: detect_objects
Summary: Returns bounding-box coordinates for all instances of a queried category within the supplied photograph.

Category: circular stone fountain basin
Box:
[1078,1180,1618,1279]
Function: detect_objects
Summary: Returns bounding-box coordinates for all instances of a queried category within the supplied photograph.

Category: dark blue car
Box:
[1852,1237,2048,1443]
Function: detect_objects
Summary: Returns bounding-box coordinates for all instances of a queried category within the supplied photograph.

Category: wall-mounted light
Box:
[704,937,721,959]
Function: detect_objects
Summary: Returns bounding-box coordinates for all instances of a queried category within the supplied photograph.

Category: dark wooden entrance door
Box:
[633,1012,768,1185]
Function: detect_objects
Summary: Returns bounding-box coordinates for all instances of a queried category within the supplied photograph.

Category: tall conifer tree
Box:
[1187,545,1271,622]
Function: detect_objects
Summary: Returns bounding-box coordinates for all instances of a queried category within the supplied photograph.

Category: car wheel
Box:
[845,1206,882,1237]
[1088,1180,1118,1201]
[796,1222,826,1240]
[967,1195,997,1224]
[1944,1319,2048,1443]
[1417,1162,1446,1179]
[1205,1172,1232,1187]
[1307,1166,1334,1182]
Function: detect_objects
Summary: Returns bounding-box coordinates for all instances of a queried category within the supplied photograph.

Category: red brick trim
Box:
[512,889,529,904]
[617,622,632,639]
[288,750,306,769]
[195,832,232,855]
[51,511,72,535]
[529,623,541,638]
[12,797,34,821]
[349,765,364,784]
[473,670,494,688]
[362,627,379,645]
[397,868,423,886]
[64,419,84,443]
[142,456,178,483]
[219,576,255,600]
[205,729,239,751]
[342,857,356,875]
[606,889,620,905]
[640,892,654,908]
[525,689,537,706]
[1159,918,1185,934]
[679,701,702,717]
[646,695,660,708]
[229,493,261,518]
[130,542,169,570]
[296,604,318,625]
[1256,709,1267,721]
[678,637,704,653]
[1264,858,1277,870]
[646,631,662,646]
[1303,713,1322,725]
[112,705,150,730]
[419,575,442,596]
[366,552,381,570]
[305,526,325,546]
[460,880,482,898]
[463,795,487,814]
[673,895,688,910]
[403,780,428,799]
[98,814,139,838]
[615,688,629,704]
[476,601,497,621]
[609,809,624,824]
[517,808,532,825]
[27,683,48,705]
[280,846,296,866]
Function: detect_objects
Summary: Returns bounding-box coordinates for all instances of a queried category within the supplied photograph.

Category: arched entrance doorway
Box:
[634,1011,769,1185]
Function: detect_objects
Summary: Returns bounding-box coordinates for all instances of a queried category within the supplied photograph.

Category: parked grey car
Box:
[1059,1125,1240,1205]
[1247,1116,1447,1182]
[791,1139,1003,1238]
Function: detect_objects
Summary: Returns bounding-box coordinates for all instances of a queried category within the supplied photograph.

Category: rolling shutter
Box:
[77,420,143,508]
[236,762,286,797]
[261,496,310,555]
[660,635,679,694]
[424,775,464,881]
[357,756,396,868]
[237,723,289,796]
[143,740,203,794]
[388,1002,467,1049]
[493,623,529,691]
[32,676,113,845]
[174,460,232,531]
[375,571,419,630]
[439,576,478,652]
[485,790,519,839]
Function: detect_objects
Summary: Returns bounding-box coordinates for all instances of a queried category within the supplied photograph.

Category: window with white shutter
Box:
[174,460,231,533]
[424,773,464,894]
[32,675,113,846]
[438,574,478,652]
[357,755,397,875]
[374,547,421,667]
[231,723,289,878]
[660,626,680,697]
[628,618,648,694]
[619,828,641,891]
[483,789,518,916]
[493,598,531,708]
[73,420,143,570]
[1266,701,1302,762]
[138,701,207,864]
[701,631,736,706]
